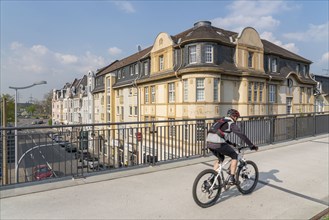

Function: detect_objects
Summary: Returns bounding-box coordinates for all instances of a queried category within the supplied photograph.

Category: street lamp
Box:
[9,80,47,183]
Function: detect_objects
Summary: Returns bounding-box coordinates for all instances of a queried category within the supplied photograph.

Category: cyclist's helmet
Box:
[227,109,240,118]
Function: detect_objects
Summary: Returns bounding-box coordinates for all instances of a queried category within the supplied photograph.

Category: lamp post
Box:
[9,80,47,183]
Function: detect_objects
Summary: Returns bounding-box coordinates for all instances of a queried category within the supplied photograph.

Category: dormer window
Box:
[303,65,307,77]
[205,45,213,63]
[272,58,278,72]
[188,45,197,64]
[159,55,164,71]
[248,52,253,68]
[296,64,300,74]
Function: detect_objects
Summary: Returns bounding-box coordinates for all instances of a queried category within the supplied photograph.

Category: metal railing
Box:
[1,112,328,186]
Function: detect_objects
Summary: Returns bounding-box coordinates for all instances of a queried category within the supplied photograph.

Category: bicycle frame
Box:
[209,146,248,191]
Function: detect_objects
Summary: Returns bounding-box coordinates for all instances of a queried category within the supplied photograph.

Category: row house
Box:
[52,21,319,166]
[313,74,329,112]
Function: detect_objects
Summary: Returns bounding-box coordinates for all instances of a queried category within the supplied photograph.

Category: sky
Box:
[1,0,328,103]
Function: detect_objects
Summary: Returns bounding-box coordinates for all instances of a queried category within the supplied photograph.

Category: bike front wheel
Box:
[192,169,222,208]
[236,160,258,194]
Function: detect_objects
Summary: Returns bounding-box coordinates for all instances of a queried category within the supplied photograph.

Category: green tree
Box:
[26,104,36,116]
[0,94,15,124]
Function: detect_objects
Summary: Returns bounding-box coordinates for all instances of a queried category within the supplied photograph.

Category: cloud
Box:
[1,42,107,101]
[108,47,122,56]
[211,0,293,33]
[283,22,329,42]
[260,31,299,53]
[113,1,135,13]
[320,52,329,63]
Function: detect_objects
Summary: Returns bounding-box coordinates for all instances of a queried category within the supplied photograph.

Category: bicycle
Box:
[192,144,259,208]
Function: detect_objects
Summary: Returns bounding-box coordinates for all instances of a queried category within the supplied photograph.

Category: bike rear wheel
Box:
[192,169,222,208]
[236,160,258,194]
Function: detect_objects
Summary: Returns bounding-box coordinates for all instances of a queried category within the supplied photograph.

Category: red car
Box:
[33,165,53,180]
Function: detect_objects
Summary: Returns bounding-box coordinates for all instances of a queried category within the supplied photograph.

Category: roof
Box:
[262,40,312,64]
[314,74,329,94]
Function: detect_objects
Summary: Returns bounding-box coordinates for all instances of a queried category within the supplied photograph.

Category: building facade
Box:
[52,21,320,166]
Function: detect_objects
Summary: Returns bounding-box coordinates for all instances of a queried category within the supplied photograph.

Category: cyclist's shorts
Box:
[209,148,225,162]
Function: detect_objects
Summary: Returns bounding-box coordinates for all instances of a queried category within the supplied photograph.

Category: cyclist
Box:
[207,109,258,185]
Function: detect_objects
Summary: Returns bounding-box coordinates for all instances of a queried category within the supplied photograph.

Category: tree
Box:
[42,90,53,118]
[26,104,36,116]
[0,94,15,124]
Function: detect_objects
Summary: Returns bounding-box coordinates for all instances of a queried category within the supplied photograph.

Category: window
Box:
[183,79,188,102]
[118,70,122,79]
[129,106,133,116]
[188,45,197,64]
[253,82,258,102]
[296,64,300,74]
[121,107,124,120]
[159,55,164,71]
[196,78,205,101]
[307,88,311,103]
[287,79,293,95]
[259,83,264,102]
[144,86,149,103]
[151,86,155,103]
[144,62,148,75]
[205,45,213,63]
[300,87,304,103]
[134,106,138,116]
[168,83,175,103]
[248,82,253,102]
[130,66,133,76]
[269,85,277,103]
[286,97,292,114]
[214,78,219,102]
[303,65,307,77]
[248,52,253,68]
[272,58,277,72]
[135,63,139,75]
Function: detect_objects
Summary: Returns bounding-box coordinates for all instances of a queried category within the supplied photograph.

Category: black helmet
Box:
[227,109,240,118]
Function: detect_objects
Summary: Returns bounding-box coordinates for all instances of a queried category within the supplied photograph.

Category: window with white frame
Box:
[300,87,304,103]
[296,64,300,74]
[214,78,219,101]
[269,85,277,103]
[135,106,138,116]
[151,86,155,103]
[248,82,253,102]
[248,52,253,68]
[130,66,133,76]
[168,83,175,103]
[253,82,258,102]
[144,86,149,103]
[135,63,139,75]
[183,79,188,102]
[307,88,311,103]
[286,97,292,114]
[188,45,197,64]
[144,62,148,75]
[205,45,213,63]
[196,78,205,101]
[129,106,133,116]
[272,58,278,72]
[303,65,307,77]
[259,83,264,102]
[159,55,164,71]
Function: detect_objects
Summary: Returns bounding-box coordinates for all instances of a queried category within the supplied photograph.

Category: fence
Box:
[1,112,328,186]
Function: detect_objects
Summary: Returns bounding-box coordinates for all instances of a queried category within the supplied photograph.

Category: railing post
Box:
[203,119,207,157]
[294,114,297,140]
[269,116,274,144]
[313,112,316,136]
[152,121,156,166]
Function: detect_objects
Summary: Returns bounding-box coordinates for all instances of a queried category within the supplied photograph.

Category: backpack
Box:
[208,118,232,138]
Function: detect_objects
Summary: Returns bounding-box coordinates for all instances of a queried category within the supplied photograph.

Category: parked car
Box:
[65,143,77,153]
[33,165,53,181]
[58,141,70,148]
[31,120,38,125]
[83,156,99,169]
[75,151,91,160]
[54,135,63,142]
